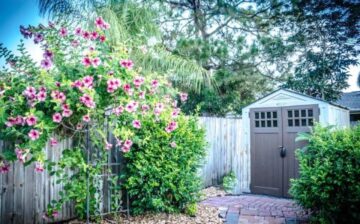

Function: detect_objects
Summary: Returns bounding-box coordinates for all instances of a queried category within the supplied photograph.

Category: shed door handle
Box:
[279,146,286,158]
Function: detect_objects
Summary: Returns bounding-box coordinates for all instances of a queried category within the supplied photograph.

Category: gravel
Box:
[68,187,226,224]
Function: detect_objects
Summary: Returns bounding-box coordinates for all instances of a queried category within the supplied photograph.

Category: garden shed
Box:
[239,89,349,197]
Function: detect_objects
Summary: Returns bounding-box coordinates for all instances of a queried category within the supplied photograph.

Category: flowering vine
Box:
[0,16,191,218]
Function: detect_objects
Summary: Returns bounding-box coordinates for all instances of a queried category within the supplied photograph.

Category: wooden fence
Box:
[0,139,75,224]
[198,117,248,193]
[0,116,247,223]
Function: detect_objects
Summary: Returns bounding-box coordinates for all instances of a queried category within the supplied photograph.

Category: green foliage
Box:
[122,115,206,215]
[222,171,237,193]
[290,125,360,223]
[184,202,197,217]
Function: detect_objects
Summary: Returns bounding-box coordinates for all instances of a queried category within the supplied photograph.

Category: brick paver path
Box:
[201,195,309,224]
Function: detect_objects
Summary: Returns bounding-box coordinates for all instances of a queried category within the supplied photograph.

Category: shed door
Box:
[250,105,319,197]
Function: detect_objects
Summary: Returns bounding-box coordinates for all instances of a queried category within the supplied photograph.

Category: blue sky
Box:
[0,0,42,50]
[0,0,358,91]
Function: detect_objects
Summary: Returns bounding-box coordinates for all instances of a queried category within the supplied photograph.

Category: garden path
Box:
[201,194,309,224]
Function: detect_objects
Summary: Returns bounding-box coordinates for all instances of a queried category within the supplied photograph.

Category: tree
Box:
[282,0,359,101]
[142,0,291,115]
[37,0,211,92]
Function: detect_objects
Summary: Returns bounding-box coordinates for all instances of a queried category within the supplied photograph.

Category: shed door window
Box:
[287,109,314,127]
[254,111,278,128]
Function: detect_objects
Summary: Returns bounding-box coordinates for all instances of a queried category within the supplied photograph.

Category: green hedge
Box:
[122,115,206,215]
[290,125,360,223]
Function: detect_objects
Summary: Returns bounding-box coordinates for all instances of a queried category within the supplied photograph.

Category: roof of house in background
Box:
[336,91,360,111]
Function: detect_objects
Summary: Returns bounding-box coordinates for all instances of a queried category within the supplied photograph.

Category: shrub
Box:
[122,115,206,214]
[222,171,237,193]
[290,125,360,223]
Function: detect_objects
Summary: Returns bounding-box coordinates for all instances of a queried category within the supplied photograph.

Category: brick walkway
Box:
[201,195,309,224]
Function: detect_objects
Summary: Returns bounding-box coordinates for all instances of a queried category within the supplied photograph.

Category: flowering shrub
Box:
[0,17,205,218]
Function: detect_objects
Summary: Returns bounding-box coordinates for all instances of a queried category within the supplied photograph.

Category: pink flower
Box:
[28,129,40,140]
[151,80,159,89]
[52,113,62,123]
[92,57,101,67]
[90,31,98,40]
[99,35,106,42]
[107,78,121,93]
[0,161,10,173]
[15,116,25,125]
[50,137,58,146]
[170,141,177,148]
[26,115,37,126]
[37,91,47,101]
[51,90,66,103]
[154,103,164,116]
[82,31,90,39]
[141,104,150,111]
[74,27,82,36]
[180,92,188,102]
[121,139,133,152]
[62,109,73,117]
[41,59,53,70]
[132,120,141,129]
[115,138,123,147]
[71,40,80,47]
[139,91,146,99]
[82,57,92,67]
[133,76,144,88]
[165,121,178,133]
[171,108,180,118]
[125,101,138,113]
[59,27,68,37]
[105,141,113,150]
[95,17,105,29]
[61,104,70,110]
[82,114,91,122]
[112,105,124,116]
[43,50,54,60]
[76,123,83,130]
[119,59,134,69]
[83,76,94,88]
[35,161,44,172]
[16,148,29,163]
[80,94,95,108]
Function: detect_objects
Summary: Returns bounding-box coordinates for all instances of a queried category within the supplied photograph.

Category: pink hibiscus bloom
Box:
[41,59,53,70]
[92,57,101,67]
[119,59,134,69]
[165,121,178,133]
[141,104,150,111]
[171,108,180,118]
[112,105,124,116]
[82,31,90,39]
[0,161,10,173]
[50,137,58,147]
[99,35,106,42]
[26,115,37,126]
[138,91,146,99]
[80,94,96,108]
[59,27,68,37]
[62,109,73,117]
[15,148,29,163]
[28,129,40,140]
[37,91,47,102]
[121,139,133,152]
[95,17,105,29]
[132,120,141,129]
[83,76,93,88]
[52,113,62,123]
[82,57,92,67]
[90,31,98,40]
[180,92,188,102]
[74,27,82,36]
[82,114,91,122]
[35,161,44,172]
[151,80,159,89]
[133,76,145,88]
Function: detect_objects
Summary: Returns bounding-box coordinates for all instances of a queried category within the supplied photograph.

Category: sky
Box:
[0,0,359,92]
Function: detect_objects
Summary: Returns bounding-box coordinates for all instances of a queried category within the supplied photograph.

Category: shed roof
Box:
[244,88,348,110]
[336,91,360,111]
